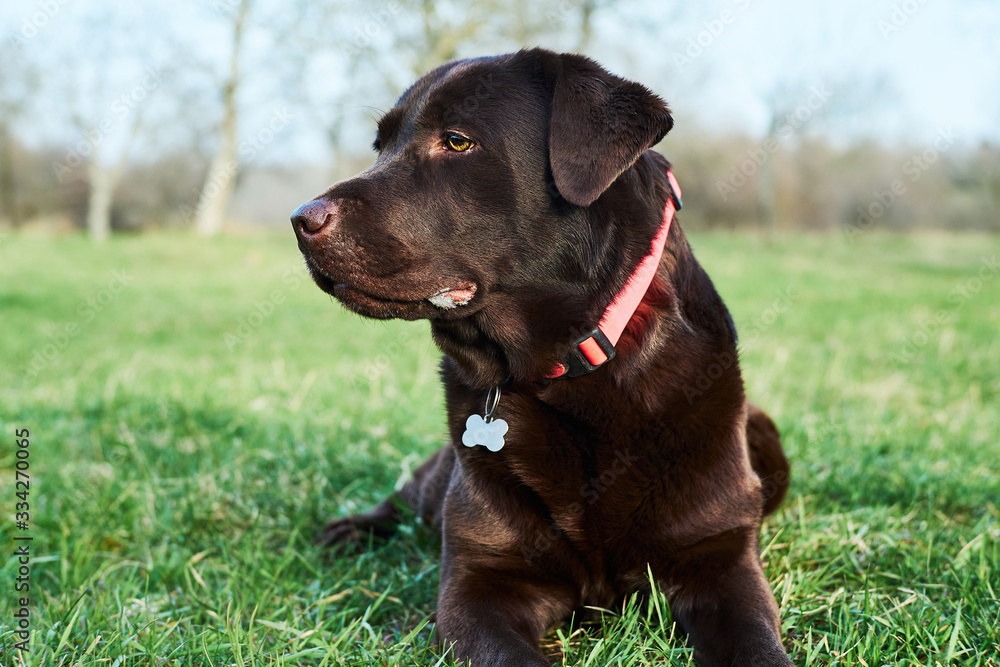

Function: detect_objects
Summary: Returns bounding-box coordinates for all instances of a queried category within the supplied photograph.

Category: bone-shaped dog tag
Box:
[462,385,508,452]
[462,414,508,452]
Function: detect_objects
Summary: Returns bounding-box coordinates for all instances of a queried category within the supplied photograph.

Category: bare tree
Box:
[74,100,152,241]
[193,0,250,237]
[33,6,169,241]
[312,0,590,169]
[0,41,37,227]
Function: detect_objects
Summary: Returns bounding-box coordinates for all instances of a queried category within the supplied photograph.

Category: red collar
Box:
[545,169,682,380]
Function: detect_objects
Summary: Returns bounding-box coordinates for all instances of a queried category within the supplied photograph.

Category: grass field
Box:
[1,230,998,666]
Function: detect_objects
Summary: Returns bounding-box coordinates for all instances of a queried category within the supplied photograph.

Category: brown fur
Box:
[292,48,792,666]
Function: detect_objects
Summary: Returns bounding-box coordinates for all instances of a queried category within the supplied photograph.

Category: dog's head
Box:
[292,48,673,382]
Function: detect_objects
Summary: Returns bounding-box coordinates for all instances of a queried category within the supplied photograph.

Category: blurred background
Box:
[1,0,998,238]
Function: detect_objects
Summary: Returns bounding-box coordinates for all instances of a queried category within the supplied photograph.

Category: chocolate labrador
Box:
[291,48,792,667]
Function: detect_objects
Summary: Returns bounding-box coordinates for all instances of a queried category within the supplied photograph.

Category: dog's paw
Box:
[316,510,398,551]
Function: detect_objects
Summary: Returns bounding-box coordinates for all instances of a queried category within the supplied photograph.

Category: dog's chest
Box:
[449,386,723,551]
[487,401,669,533]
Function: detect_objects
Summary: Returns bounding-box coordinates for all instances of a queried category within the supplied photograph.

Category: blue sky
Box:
[3,0,998,164]
[587,0,999,145]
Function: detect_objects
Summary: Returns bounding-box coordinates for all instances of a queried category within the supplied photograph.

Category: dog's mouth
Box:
[306,260,478,320]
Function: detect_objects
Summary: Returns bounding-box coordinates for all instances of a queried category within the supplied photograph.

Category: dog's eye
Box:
[444,134,474,152]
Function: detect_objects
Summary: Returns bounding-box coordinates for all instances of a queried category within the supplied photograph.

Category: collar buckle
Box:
[546,327,616,379]
[539,167,679,382]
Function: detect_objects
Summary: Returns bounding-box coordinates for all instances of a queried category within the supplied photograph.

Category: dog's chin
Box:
[307,266,479,322]
[332,283,432,320]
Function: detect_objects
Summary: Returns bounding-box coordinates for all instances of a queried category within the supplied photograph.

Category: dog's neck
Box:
[431,160,689,391]
[540,169,681,381]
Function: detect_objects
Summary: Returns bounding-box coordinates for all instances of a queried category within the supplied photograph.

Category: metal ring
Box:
[484,385,502,421]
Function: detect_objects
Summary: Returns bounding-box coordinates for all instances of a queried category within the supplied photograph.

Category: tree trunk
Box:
[86,144,120,242]
[82,87,147,242]
[193,111,237,236]
[757,141,776,230]
[757,115,779,231]
[87,168,115,242]
[194,0,247,237]
[0,124,20,227]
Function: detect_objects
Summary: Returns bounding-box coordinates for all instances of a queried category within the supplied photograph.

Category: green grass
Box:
[1,230,998,665]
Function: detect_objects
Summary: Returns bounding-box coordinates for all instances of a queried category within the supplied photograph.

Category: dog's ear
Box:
[547,53,673,206]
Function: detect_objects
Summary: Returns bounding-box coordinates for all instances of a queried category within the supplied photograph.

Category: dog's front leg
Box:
[317,446,454,548]
[667,529,793,667]
[436,565,573,667]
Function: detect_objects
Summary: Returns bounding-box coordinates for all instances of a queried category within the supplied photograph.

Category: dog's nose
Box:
[291,199,336,236]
